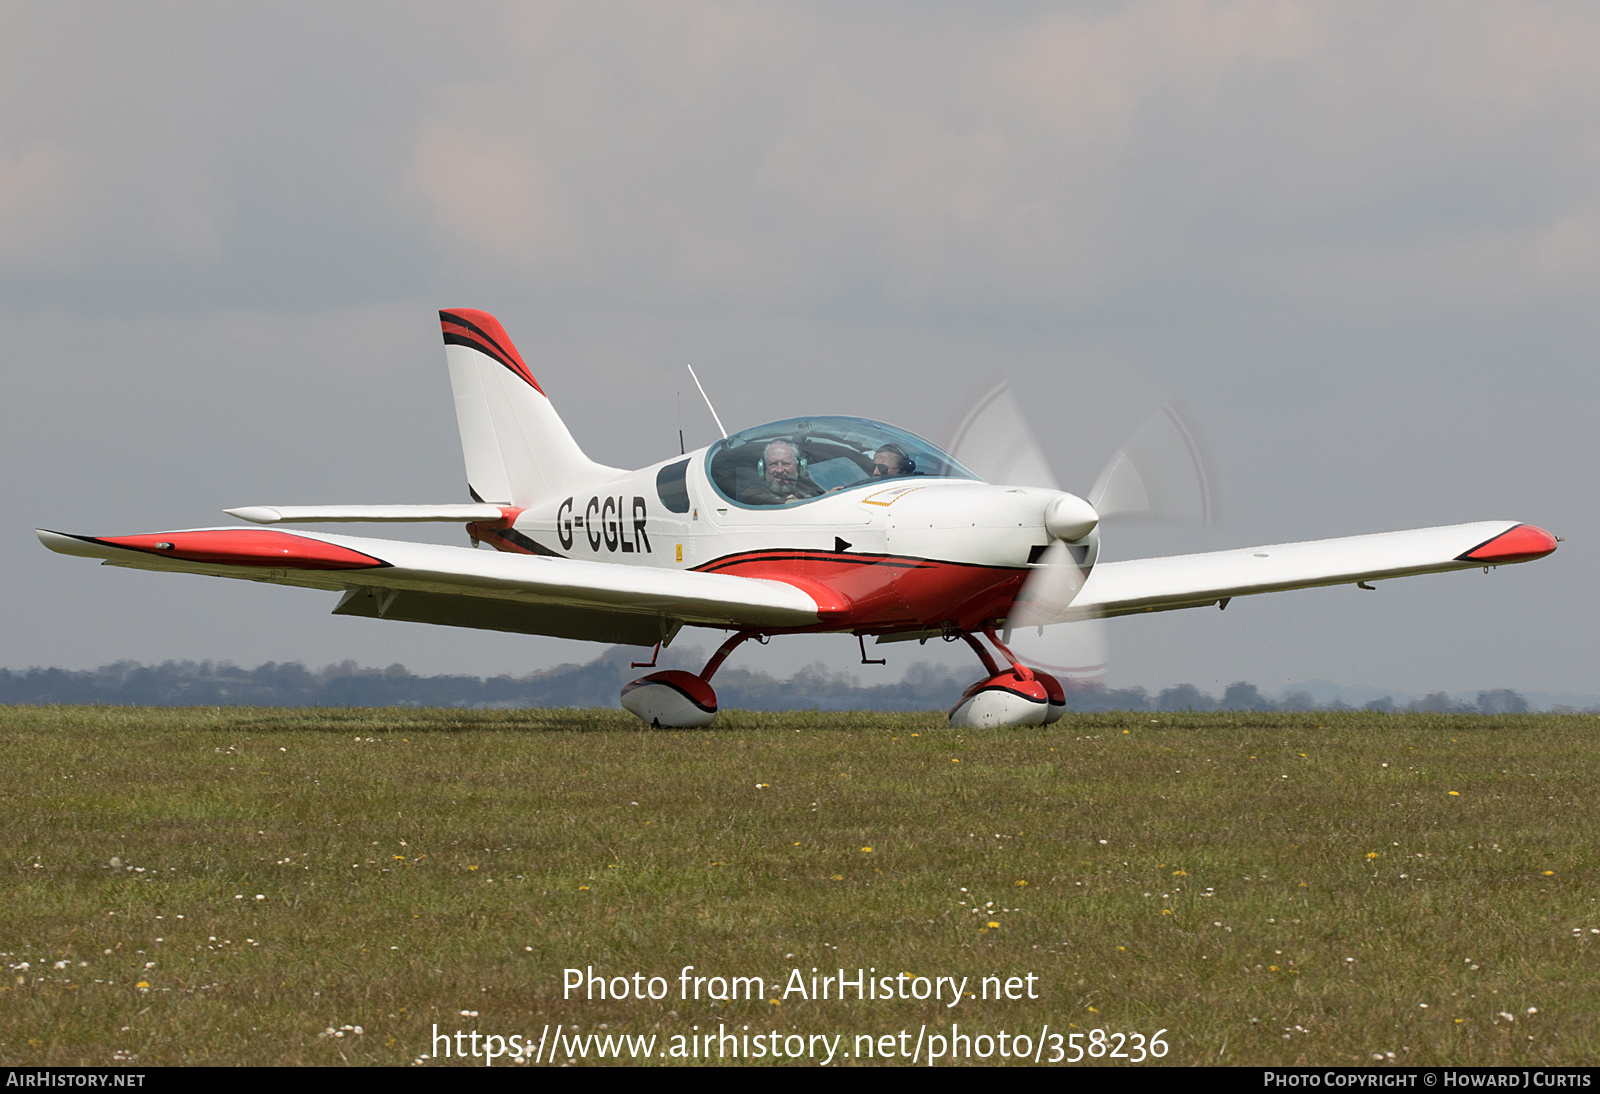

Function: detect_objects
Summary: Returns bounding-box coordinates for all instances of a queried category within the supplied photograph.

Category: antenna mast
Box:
[686,364,728,439]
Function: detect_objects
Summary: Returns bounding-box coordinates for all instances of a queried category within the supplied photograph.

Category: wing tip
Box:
[1456,523,1558,564]
[36,529,107,557]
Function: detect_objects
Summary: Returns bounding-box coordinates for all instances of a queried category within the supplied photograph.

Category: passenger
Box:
[741,440,823,505]
[870,443,916,478]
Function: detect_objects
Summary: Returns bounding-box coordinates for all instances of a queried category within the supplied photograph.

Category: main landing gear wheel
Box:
[620,630,758,729]
[620,670,717,728]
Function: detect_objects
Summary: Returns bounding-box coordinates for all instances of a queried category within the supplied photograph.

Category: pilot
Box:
[870,443,916,478]
[742,440,823,505]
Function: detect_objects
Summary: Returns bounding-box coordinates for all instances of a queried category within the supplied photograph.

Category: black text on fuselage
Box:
[558,496,652,554]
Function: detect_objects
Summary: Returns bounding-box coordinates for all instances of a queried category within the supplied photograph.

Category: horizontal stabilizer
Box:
[226,504,509,524]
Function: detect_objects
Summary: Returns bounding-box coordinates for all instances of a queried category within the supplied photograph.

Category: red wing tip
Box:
[1459,524,1558,564]
[96,529,388,571]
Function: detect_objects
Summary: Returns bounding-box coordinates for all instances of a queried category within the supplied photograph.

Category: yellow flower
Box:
[1366,852,1379,859]
[1162,909,1172,915]
[1543,870,1555,876]
[135,981,149,989]
[987,921,1000,928]
[769,999,781,1006]
[861,847,873,853]
[1116,946,1127,952]
[951,758,960,763]
[1087,1006,1099,1013]
[1016,880,1028,887]
[1269,965,1279,972]
[1449,791,1460,796]
[1172,870,1187,877]
[577,885,590,890]
[468,865,478,871]
[830,874,843,881]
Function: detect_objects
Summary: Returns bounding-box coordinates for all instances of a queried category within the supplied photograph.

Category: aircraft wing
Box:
[36,526,822,646]
[1055,521,1557,623]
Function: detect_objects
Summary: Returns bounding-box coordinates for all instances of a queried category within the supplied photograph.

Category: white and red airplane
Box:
[37,309,1558,728]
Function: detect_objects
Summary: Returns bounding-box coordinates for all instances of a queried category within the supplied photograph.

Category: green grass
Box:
[1,706,1597,1066]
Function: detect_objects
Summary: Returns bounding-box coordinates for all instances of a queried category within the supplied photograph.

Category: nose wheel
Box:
[948,629,1065,728]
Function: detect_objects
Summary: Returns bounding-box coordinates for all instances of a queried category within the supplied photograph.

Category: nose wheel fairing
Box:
[948,629,1066,728]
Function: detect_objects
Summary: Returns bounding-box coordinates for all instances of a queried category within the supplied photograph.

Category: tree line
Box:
[0,648,1567,713]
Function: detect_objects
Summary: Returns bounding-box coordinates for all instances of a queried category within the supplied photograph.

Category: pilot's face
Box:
[766,444,799,486]
[871,450,904,477]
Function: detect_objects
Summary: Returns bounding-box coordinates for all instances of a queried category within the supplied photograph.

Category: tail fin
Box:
[440,309,623,506]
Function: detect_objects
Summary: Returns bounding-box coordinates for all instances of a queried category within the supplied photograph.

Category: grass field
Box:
[2,705,1597,1067]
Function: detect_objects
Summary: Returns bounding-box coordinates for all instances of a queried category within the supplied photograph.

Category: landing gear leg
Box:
[700,630,760,683]
[982,627,1065,724]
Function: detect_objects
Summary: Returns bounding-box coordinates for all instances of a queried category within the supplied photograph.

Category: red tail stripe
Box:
[439,309,544,395]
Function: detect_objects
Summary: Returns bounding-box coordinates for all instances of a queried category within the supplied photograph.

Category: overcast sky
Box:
[3,1,1594,698]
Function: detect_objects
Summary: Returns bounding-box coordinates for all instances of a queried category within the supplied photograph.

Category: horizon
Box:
[4,651,1593,715]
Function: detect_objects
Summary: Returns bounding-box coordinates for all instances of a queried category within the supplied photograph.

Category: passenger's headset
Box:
[878,443,916,474]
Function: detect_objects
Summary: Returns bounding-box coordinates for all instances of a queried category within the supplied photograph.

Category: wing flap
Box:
[1057,521,1555,623]
[37,527,822,631]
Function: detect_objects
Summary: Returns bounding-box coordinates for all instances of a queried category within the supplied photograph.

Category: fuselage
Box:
[470,442,1099,638]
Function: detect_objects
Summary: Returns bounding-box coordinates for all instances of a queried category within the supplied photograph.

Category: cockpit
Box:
[705,416,982,508]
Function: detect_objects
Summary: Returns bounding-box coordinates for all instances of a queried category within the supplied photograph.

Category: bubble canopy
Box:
[705,416,982,508]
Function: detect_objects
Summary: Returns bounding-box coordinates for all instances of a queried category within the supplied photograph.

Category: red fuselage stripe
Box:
[693,549,1027,632]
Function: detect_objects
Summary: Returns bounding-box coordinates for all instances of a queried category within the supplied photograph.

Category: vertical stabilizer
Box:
[439,309,623,506]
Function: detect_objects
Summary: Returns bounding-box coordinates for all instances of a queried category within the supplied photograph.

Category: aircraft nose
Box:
[1044,493,1098,542]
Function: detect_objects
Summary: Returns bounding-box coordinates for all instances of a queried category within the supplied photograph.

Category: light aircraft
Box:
[37,309,1558,728]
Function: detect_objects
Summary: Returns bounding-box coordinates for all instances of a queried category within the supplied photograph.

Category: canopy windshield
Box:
[705,416,981,508]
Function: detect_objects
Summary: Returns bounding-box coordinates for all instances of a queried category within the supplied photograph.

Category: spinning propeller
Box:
[944,380,1221,685]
